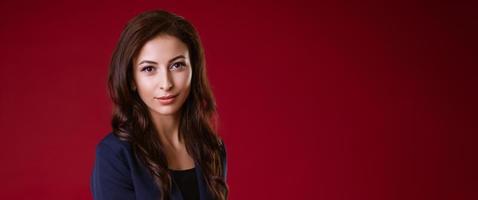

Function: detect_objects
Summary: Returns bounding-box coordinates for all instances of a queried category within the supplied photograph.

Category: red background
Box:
[1,0,477,199]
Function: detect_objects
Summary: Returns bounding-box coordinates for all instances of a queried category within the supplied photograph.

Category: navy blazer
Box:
[90,132,227,200]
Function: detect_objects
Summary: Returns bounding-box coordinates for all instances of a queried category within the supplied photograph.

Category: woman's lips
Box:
[154,94,178,105]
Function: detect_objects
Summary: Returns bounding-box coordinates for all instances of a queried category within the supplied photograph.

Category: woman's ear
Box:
[131,81,137,91]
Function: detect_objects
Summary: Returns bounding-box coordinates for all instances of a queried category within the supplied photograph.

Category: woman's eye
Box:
[170,62,185,71]
[141,66,155,72]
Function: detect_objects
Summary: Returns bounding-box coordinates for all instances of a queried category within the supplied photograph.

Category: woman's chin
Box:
[149,107,180,117]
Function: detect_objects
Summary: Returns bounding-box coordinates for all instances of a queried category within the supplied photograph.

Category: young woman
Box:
[90,10,228,200]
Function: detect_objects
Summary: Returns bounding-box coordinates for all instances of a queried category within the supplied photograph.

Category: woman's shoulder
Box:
[91,132,136,198]
[95,132,133,160]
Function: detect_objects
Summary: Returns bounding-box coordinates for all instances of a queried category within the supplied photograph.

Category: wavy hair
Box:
[107,10,228,200]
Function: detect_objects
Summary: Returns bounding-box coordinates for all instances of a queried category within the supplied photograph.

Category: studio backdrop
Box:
[0,0,477,199]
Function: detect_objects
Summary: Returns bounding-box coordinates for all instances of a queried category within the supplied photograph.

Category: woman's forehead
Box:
[136,34,189,65]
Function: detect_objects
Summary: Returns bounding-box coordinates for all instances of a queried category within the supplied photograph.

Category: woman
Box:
[90,10,228,200]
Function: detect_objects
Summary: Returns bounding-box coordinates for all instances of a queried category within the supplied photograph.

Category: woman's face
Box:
[133,34,192,117]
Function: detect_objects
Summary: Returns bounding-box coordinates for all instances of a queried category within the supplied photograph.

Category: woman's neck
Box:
[150,112,182,149]
[150,112,194,170]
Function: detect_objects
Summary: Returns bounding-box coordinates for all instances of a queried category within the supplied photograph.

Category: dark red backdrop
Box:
[1,0,477,199]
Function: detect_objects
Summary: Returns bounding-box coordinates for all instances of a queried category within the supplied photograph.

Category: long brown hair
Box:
[107,10,228,200]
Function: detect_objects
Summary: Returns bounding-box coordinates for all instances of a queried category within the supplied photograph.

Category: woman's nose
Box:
[159,71,173,90]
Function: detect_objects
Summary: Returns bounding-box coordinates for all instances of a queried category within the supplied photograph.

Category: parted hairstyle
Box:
[107,10,228,200]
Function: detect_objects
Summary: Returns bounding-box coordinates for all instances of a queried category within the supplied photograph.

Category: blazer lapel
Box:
[195,162,213,200]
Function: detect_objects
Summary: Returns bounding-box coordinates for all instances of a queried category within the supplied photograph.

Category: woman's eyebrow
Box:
[168,55,185,64]
[138,60,157,65]
[137,55,185,65]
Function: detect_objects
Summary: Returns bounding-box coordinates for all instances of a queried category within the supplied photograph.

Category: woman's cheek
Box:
[137,78,154,98]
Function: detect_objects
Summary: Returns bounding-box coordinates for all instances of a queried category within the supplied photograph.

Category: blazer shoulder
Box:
[91,132,136,199]
[95,132,134,163]
[98,132,131,150]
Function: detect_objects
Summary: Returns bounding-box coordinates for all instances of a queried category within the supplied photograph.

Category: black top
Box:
[170,167,200,200]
